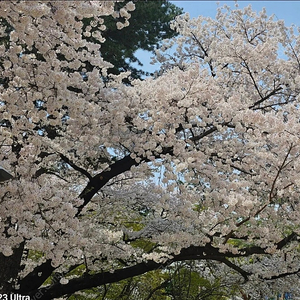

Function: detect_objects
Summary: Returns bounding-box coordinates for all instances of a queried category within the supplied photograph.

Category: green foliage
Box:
[27,249,44,260]
[165,262,231,300]
[66,261,238,300]
[67,270,169,300]
[130,238,157,253]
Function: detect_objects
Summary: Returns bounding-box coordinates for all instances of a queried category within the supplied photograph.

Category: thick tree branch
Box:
[218,257,251,281]
[22,231,300,300]
[27,260,165,300]
[76,155,140,216]
[20,123,297,297]
[240,232,298,257]
[19,259,55,293]
[23,241,270,299]
[0,242,25,294]
[76,145,174,216]
[276,232,298,250]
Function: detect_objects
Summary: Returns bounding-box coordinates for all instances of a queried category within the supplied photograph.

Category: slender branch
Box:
[249,86,283,109]
[190,121,233,142]
[252,98,296,111]
[269,145,294,202]
[218,257,251,281]
[241,58,264,99]
[189,126,217,142]
[190,31,215,77]
[288,41,300,71]
[223,144,294,244]
[264,267,300,281]
[59,153,92,180]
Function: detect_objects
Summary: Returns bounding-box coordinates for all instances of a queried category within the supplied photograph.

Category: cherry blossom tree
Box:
[1,1,300,299]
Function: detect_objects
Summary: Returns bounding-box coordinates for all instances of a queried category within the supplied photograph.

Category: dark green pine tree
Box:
[100,0,183,81]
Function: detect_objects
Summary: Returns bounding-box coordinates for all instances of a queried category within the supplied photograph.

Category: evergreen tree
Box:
[100,0,183,80]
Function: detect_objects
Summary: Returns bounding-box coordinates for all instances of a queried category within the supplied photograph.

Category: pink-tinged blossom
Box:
[1,1,300,299]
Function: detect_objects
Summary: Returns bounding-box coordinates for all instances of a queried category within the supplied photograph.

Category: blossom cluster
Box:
[1,1,300,297]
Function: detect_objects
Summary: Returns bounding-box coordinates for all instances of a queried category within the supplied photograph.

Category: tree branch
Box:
[18,260,55,294]
[223,144,294,244]
[249,86,283,109]
[76,145,174,216]
[218,257,251,281]
[59,153,93,180]
[23,233,300,300]
[27,260,165,300]
[264,267,300,280]
[76,155,140,216]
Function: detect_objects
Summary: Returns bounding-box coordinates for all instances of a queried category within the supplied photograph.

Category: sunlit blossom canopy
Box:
[1,1,300,299]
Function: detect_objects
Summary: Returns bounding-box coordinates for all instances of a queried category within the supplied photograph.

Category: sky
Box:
[134,1,300,75]
[171,1,300,26]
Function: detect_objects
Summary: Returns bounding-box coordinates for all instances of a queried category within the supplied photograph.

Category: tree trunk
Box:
[0,242,24,293]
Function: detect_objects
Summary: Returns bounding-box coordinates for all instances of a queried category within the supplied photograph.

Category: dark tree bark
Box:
[0,242,24,293]
[19,233,299,300]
